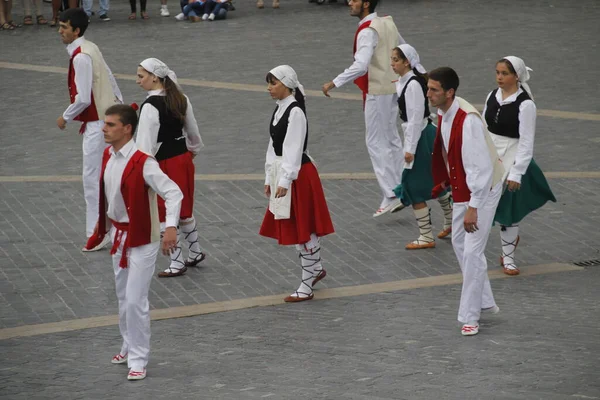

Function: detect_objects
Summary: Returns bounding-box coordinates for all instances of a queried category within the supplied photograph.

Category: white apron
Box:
[400,117,428,170]
[489,132,519,182]
[268,157,293,220]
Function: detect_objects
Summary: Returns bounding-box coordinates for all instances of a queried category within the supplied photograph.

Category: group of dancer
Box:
[56,0,555,381]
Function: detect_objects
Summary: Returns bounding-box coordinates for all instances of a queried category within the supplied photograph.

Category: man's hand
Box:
[57,116,67,130]
[275,186,288,198]
[264,184,271,198]
[322,81,336,97]
[404,152,414,164]
[464,207,478,233]
[161,226,178,256]
[507,180,521,192]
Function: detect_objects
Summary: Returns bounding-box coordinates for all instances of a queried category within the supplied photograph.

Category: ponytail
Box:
[294,88,306,115]
[162,76,187,123]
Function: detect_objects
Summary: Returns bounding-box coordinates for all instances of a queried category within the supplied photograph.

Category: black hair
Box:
[105,104,139,134]
[363,0,378,13]
[497,58,517,75]
[428,67,459,95]
[393,47,428,87]
[265,72,307,114]
[59,8,89,37]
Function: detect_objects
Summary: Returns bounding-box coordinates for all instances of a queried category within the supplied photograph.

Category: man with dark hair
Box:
[322,0,406,218]
[92,104,182,380]
[57,8,122,252]
[427,67,504,336]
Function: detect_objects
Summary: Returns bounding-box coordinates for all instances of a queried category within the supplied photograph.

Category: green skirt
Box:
[494,159,557,226]
[393,123,447,206]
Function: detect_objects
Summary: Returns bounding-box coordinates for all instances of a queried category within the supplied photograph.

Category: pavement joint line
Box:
[0,262,582,341]
[2,61,599,122]
[1,171,600,183]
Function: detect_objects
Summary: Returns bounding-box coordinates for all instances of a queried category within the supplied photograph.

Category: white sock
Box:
[180,216,203,262]
[500,225,519,270]
[291,235,322,298]
[412,207,434,244]
[437,192,453,230]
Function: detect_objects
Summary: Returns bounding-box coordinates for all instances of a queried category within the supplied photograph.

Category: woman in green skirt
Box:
[391,44,453,250]
[484,56,556,275]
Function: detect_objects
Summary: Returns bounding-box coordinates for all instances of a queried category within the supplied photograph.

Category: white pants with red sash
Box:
[364,93,404,199]
[82,120,108,237]
[110,225,159,371]
[452,183,502,324]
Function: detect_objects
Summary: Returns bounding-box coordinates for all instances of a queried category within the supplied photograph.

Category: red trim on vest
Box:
[431,109,471,203]
[353,20,371,97]
[68,47,100,134]
[96,147,153,268]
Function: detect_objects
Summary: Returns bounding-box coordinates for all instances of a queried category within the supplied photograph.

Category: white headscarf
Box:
[140,58,179,87]
[268,65,305,97]
[503,56,534,100]
[398,44,426,74]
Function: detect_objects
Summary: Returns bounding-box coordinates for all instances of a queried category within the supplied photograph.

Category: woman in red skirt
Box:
[136,58,206,278]
[259,65,335,303]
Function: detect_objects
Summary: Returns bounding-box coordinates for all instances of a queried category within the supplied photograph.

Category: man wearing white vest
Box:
[428,67,504,336]
[57,8,123,252]
[322,0,406,217]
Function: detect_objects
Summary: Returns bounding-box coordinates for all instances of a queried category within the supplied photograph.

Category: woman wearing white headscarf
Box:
[136,58,206,278]
[483,56,556,276]
[390,44,453,250]
[259,65,335,303]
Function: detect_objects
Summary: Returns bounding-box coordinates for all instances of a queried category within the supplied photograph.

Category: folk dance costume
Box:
[431,97,504,336]
[332,12,406,217]
[483,56,556,276]
[65,36,123,250]
[391,45,453,250]
[94,140,183,380]
[259,66,335,302]
[136,58,206,278]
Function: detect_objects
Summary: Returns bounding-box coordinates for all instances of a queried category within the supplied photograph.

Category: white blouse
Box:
[264,95,308,189]
[483,87,536,183]
[395,71,428,156]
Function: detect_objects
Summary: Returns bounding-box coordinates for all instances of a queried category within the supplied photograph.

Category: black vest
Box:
[397,75,430,123]
[269,102,310,164]
[484,89,531,139]
[140,96,188,161]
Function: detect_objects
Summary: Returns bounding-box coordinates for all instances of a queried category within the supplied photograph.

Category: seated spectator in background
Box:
[175,0,205,22]
[203,0,228,20]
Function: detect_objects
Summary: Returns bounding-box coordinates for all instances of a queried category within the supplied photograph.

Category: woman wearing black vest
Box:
[484,56,555,276]
[390,44,453,250]
[135,58,206,278]
[259,65,335,303]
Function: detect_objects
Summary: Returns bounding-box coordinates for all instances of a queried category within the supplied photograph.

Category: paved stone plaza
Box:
[0,0,599,398]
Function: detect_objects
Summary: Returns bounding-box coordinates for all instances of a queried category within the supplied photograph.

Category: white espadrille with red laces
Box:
[461,324,479,336]
[111,353,128,364]
[127,368,146,381]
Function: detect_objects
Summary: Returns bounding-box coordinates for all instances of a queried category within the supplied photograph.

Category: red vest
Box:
[68,47,100,124]
[97,147,153,267]
[353,20,372,96]
[431,109,471,203]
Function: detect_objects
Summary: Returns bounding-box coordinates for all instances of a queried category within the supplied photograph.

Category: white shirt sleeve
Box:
[264,138,276,185]
[63,53,93,122]
[135,103,161,156]
[332,28,376,88]
[183,96,204,155]
[462,114,494,209]
[143,157,183,228]
[403,80,425,155]
[508,100,536,183]
[278,108,307,189]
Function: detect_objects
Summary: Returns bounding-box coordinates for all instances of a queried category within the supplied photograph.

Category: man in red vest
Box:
[57,8,122,252]
[93,104,182,380]
[428,67,504,337]
[322,0,406,218]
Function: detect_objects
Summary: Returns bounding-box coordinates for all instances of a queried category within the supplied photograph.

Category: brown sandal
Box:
[49,17,58,27]
[128,13,136,19]
[141,11,149,19]
[1,22,16,30]
[36,15,48,25]
[23,15,34,25]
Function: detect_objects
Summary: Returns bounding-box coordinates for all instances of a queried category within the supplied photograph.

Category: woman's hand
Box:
[507,180,521,192]
[275,187,288,198]
[404,152,414,164]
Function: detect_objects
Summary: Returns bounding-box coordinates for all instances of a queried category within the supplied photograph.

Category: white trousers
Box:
[111,228,159,371]
[82,120,107,237]
[364,93,404,199]
[452,183,502,324]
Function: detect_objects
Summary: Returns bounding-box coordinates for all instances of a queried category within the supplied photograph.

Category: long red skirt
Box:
[157,151,195,222]
[259,162,335,245]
